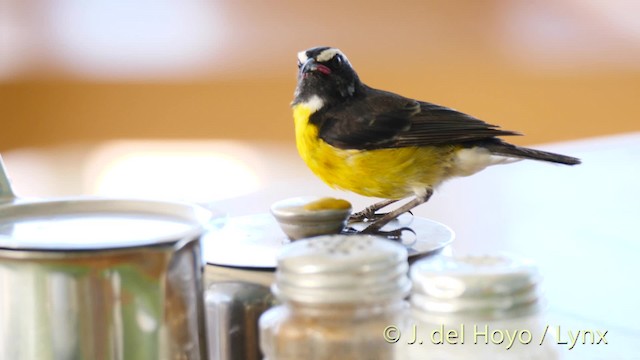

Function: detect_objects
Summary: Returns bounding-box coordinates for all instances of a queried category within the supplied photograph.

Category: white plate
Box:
[202,213,454,269]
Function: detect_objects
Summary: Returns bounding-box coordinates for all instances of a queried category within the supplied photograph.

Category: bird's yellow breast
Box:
[293,103,456,199]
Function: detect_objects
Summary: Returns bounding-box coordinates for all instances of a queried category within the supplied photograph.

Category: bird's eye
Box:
[297,60,303,68]
[334,55,343,66]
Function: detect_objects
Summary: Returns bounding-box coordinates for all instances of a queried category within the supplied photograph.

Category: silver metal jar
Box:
[0,156,212,360]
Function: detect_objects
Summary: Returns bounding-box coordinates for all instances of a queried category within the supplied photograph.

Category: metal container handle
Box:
[0,154,16,204]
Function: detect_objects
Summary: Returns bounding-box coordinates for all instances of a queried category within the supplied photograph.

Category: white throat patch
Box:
[302,95,325,112]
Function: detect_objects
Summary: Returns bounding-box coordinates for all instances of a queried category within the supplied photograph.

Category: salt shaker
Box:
[259,235,411,360]
[397,254,560,360]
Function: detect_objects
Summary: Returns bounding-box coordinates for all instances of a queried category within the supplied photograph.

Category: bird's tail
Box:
[486,142,581,165]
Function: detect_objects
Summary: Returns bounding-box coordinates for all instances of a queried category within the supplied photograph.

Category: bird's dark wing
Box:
[315,89,416,149]
[391,102,521,147]
[316,87,520,150]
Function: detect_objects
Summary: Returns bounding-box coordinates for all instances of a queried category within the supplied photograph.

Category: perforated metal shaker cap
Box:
[410,254,543,320]
[272,235,411,304]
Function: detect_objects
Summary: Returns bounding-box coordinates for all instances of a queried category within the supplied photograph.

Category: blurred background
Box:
[0,0,639,206]
[2,3,639,356]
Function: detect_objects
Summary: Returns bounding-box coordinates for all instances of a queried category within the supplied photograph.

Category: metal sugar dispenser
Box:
[259,234,411,360]
[400,254,560,360]
[0,155,212,360]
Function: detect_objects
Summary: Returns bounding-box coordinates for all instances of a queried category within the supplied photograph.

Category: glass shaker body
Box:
[398,254,560,360]
[261,300,405,360]
[259,235,411,360]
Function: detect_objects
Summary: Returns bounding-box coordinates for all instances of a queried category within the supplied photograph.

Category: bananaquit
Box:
[292,46,580,234]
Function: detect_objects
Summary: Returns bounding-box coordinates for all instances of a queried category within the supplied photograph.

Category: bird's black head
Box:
[293,46,362,107]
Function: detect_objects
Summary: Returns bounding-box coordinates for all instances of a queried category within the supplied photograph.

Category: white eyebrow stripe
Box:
[316,48,344,62]
[297,51,308,64]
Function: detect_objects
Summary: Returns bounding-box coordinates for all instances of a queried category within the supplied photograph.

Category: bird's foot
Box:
[348,199,399,223]
[349,210,413,224]
[348,210,386,223]
[343,225,416,243]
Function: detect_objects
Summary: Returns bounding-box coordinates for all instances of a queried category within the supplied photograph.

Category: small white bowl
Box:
[270,196,352,240]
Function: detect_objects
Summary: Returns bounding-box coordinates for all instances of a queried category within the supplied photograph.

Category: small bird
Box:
[292,46,580,235]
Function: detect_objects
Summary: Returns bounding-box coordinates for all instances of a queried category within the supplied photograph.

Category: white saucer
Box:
[202,213,454,269]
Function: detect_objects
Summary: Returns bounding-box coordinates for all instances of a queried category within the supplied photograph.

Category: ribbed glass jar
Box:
[397,254,560,360]
[259,235,411,360]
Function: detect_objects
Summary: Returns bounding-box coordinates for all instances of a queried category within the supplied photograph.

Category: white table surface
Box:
[3,132,639,358]
[211,133,640,359]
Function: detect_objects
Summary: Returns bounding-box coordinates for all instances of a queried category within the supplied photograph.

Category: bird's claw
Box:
[342,225,416,243]
[362,226,415,242]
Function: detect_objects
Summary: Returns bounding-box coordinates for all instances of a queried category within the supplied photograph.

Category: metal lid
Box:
[272,235,411,304]
[0,154,213,251]
[0,198,212,251]
[410,254,543,320]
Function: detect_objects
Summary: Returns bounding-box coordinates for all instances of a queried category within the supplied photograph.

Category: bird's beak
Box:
[300,58,318,74]
[300,58,331,75]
